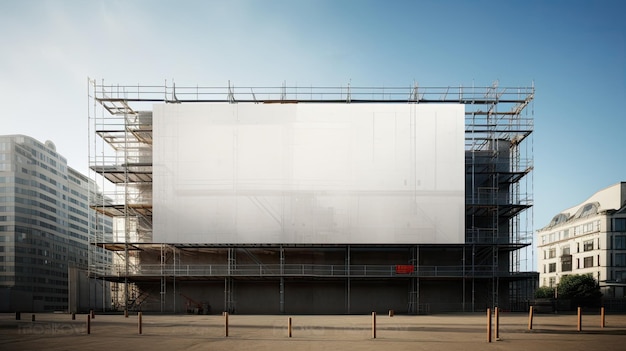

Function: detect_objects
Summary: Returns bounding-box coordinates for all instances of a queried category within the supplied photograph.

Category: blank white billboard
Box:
[153,103,464,244]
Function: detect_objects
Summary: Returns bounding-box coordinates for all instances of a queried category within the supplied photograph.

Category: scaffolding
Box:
[87,79,535,313]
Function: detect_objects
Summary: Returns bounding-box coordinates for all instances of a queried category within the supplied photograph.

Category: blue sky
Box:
[1,0,625,266]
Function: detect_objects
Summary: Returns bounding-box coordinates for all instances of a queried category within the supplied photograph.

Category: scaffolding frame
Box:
[87,79,535,313]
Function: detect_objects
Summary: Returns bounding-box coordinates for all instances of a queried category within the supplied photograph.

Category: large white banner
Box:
[153,103,464,244]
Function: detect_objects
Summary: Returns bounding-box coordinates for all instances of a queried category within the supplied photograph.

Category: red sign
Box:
[395,265,414,274]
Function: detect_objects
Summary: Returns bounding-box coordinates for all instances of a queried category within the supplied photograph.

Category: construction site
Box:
[86,80,536,314]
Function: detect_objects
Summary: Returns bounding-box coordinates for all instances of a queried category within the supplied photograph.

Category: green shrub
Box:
[535,286,555,299]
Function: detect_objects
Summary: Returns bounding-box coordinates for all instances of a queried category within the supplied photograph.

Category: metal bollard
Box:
[487,308,492,343]
[601,307,605,328]
[495,307,500,340]
[87,314,91,335]
[15,312,21,320]
[138,312,143,335]
[371,312,376,339]
[224,312,229,337]
[528,306,534,330]
[288,317,292,338]
[577,307,582,332]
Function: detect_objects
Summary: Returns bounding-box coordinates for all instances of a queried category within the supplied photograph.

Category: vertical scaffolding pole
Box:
[345,245,351,314]
[280,246,285,314]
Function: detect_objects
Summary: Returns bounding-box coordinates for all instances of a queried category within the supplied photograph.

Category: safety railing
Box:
[100,263,532,279]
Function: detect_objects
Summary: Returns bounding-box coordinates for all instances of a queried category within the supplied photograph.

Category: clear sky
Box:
[1,0,625,265]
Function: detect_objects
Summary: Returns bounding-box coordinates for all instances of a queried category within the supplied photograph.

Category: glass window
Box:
[616,253,626,267]
[614,218,626,232]
[583,240,594,252]
[583,256,594,268]
[561,255,572,272]
[615,235,626,249]
[548,248,556,258]
[548,262,556,273]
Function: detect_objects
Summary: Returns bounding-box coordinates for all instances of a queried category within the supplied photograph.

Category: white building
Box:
[537,182,626,298]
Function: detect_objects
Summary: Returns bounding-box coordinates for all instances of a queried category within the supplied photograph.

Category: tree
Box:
[557,274,602,308]
[534,286,555,299]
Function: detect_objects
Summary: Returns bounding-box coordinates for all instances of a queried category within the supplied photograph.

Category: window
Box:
[562,246,570,256]
[616,253,626,267]
[582,221,598,234]
[583,240,594,252]
[577,203,599,218]
[615,235,626,250]
[548,248,556,258]
[614,218,626,232]
[549,277,556,287]
[584,256,594,268]
[561,254,572,272]
[548,262,556,273]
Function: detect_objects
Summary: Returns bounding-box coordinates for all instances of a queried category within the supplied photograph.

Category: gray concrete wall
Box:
[0,288,33,312]
[349,280,409,314]
[235,281,280,314]
[68,267,111,313]
[285,280,345,314]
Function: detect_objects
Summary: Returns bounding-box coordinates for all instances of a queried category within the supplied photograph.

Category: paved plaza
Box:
[1,311,626,351]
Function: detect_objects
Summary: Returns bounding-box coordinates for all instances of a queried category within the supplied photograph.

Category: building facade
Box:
[537,182,626,298]
[0,135,112,312]
[88,81,536,314]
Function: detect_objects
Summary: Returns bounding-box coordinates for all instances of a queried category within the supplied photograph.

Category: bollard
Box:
[125,309,128,318]
[32,314,35,322]
[528,306,534,330]
[224,312,229,337]
[601,307,605,328]
[389,309,394,317]
[487,308,492,343]
[288,317,292,338]
[495,307,500,340]
[90,309,95,319]
[577,307,582,332]
[87,314,91,335]
[15,312,20,320]
[72,313,76,320]
[138,312,143,335]
[371,312,377,339]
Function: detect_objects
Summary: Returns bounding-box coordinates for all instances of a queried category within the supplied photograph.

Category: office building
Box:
[0,135,112,312]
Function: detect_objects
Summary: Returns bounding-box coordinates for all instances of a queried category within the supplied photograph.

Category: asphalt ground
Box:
[1,311,626,351]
